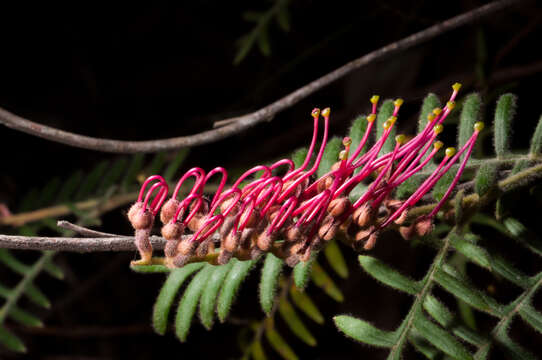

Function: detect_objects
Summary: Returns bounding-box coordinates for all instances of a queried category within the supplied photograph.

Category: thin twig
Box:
[56,220,117,237]
[0,0,521,154]
[0,161,540,253]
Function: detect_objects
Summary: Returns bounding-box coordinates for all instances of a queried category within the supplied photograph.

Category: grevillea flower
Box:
[128,83,483,267]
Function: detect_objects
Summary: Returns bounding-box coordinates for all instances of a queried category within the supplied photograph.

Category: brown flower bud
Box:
[286,225,302,242]
[328,197,350,217]
[187,214,204,232]
[385,199,402,212]
[196,240,211,257]
[352,203,374,227]
[317,175,334,193]
[415,217,433,237]
[161,222,184,240]
[223,232,241,253]
[178,238,197,256]
[300,246,312,262]
[318,216,338,241]
[160,198,180,224]
[128,202,153,230]
[364,232,379,250]
[220,197,239,215]
[240,228,255,250]
[256,228,274,251]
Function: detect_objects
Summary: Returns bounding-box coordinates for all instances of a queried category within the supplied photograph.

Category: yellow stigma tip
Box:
[367,114,376,122]
[452,82,462,92]
[370,95,380,104]
[321,108,331,117]
[311,108,320,118]
[339,150,348,161]
[394,98,404,107]
[433,124,444,134]
[434,141,444,150]
[427,114,436,122]
[383,116,397,129]
[395,134,406,144]
[432,107,442,116]
[445,147,456,157]
[343,137,352,147]
[474,122,484,132]
[446,101,456,110]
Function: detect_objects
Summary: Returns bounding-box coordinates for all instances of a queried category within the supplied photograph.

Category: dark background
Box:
[0,1,541,359]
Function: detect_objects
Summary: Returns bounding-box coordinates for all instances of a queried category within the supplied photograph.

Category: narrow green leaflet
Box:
[265,319,299,360]
[324,240,348,279]
[293,256,315,290]
[310,262,343,302]
[493,93,517,157]
[289,285,324,324]
[278,299,316,346]
[0,325,26,353]
[518,304,542,334]
[199,262,234,330]
[413,314,473,360]
[175,265,215,342]
[260,253,284,315]
[334,315,396,347]
[218,259,255,322]
[152,263,205,335]
[359,256,421,295]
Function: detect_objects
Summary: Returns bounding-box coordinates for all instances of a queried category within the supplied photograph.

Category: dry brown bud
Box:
[364,232,379,250]
[256,228,274,251]
[415,217,433,237]
[160,198,180,224]
[318,216,338,241]
[352,203,374,227]
[223,232,241,253]
[161,222,184,240]
[128,202,153,230]
[178,238,197,256]
[286,225,302,242]
[187,214,204,232]
[328,197,350,217]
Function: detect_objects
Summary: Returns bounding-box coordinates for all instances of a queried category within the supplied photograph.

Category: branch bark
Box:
[0,0,522,153]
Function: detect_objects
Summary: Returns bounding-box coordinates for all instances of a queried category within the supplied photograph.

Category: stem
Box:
[0,0,521,153]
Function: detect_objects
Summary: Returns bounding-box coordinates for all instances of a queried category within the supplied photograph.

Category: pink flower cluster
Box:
[128,83,483,267]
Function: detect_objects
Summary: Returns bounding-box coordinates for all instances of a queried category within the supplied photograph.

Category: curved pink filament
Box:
[203,167,228,207]
[143,181,168,215]
[269,159,295,173]
[283,111,320,182]
[172,167,206,199]
[347,120,375,167]
[278,112,330,202]
[296,190,330,226]
[255,177,283,216]
[232,165,271,189]
[353,140,401,209]
[138,175,166,202]
[233,196,257,234]
[427,133,479,218]
[209,188,242,217]
[191,214,224,243]
[173,193,203,224]
[150,185,169,215]
[268,196,298,234]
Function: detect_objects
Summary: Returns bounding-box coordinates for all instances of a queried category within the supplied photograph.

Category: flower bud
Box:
[223,231,241,253]
[352,203,374,227]
[161,222,184,240]
[178,238,197,256]
[217,249,233,265]
[318,216,338,241]
[129,207,153,230]
[415,217,433,237]
[160,198,180,224]
[256,229,274,251]
[328,197,350,217]
[394,209,409,225]
[286,225,302,242]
